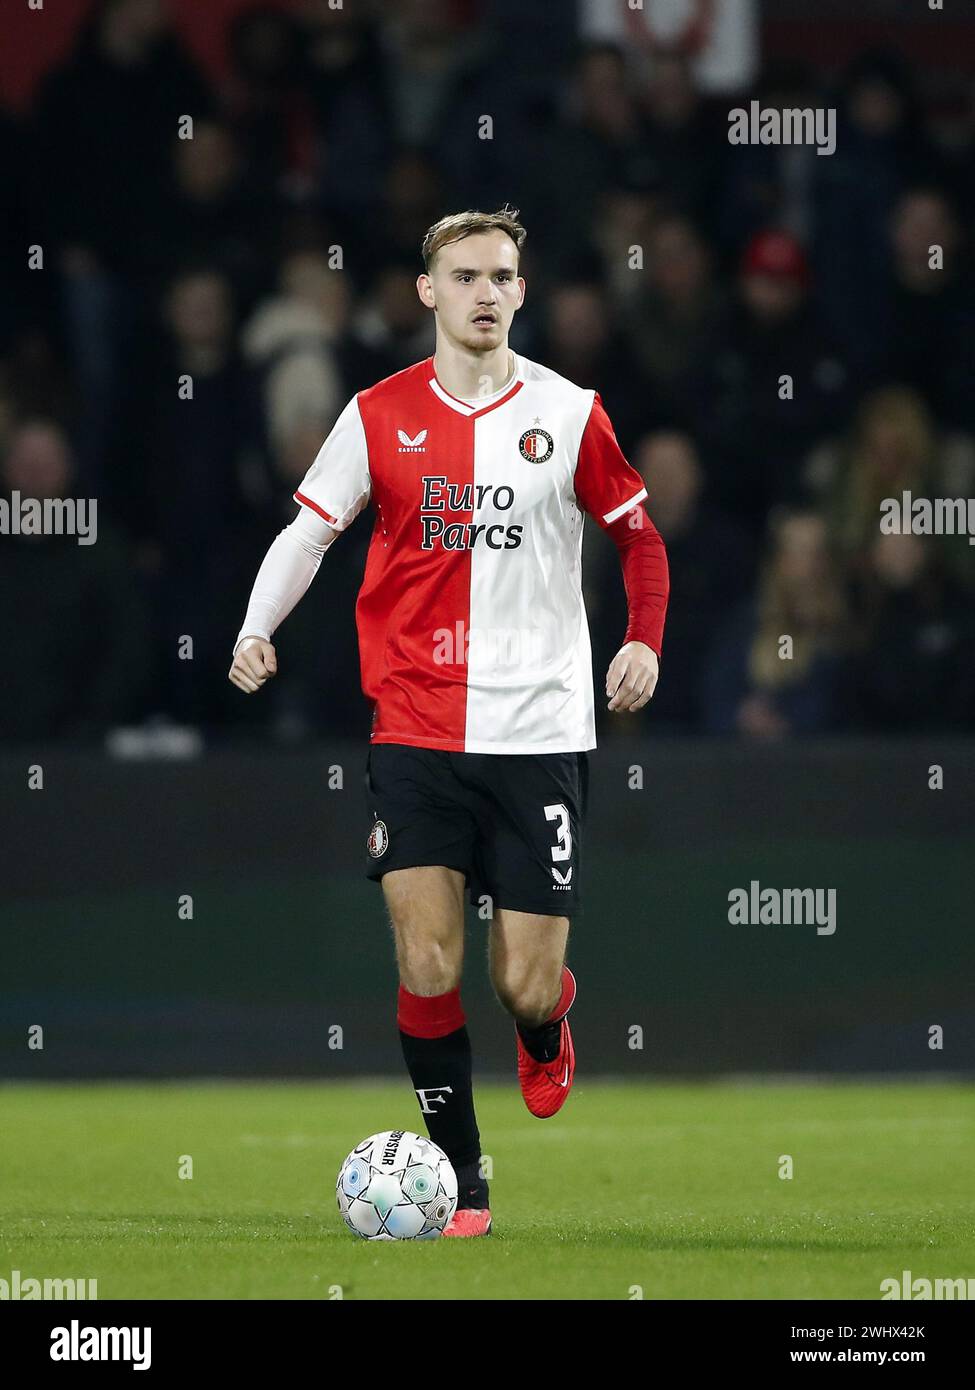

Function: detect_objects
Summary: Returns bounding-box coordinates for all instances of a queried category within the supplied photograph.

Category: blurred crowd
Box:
[2,0,974,746]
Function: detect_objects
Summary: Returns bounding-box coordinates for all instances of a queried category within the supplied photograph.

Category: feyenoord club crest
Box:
[519,424,554,464]
[367,819,388,858]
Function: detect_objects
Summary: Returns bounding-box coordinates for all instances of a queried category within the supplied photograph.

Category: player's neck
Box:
[432,341,515,402]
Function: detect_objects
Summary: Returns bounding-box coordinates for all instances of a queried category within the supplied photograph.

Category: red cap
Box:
[741,230,809,284]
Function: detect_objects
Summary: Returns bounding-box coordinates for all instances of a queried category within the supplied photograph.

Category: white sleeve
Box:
[293,394,371,530]
[233,507,340,654]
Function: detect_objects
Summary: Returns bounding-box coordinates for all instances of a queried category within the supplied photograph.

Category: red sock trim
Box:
[546,966,576,1023]
[397,985,466,1039]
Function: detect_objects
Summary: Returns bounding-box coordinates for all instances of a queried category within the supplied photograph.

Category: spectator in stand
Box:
[808,385,975,589]
[620,213,727,424]
[298,0,389,214]
[537,275,647,454]
[375,0,490,150]
[531,44,661,270]
[244,248,395,418]
[31,0,211,267]
[145,121,270,316]
[718,59,822,255]
[0,420,151,742]
[704,511,849,737]
[242,250,346,468]
[0,330,77,443]
[588,430,752,733]
[253,417,372,743]
[813,49,943,371]
[224,6,308,205]
[589,182,662,308]
[29,0,211,492]
[880,188,975,431]
[848,532,975,732]
[351,261,435,374]
[407,11,524,213]
[131,267,263,554]
[127,268,265,729]
[638,51,728,228]
[358,149,447,286]
[694,229,852,527]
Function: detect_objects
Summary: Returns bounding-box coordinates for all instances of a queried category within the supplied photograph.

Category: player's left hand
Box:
[606,642,659,712]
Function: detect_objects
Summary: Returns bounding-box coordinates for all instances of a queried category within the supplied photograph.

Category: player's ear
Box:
[516,276,526,309]
[416,273,435,310]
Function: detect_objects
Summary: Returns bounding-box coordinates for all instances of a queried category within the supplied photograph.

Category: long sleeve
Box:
[605,504,670,657]
[233,507,340,653]
[573,391,669,657]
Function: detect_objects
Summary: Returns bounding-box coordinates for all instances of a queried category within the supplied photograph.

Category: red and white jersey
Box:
[293,352,648,753]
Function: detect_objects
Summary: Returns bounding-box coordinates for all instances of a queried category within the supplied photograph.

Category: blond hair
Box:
[421,206,526,272]
[748,512,848,689]
[834,386,935,556]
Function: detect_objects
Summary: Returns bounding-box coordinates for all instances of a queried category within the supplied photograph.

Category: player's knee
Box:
[493,966,561,1025]
[396,937,461,996]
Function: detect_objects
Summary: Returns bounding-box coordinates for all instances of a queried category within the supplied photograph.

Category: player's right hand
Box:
[228,637,278,694]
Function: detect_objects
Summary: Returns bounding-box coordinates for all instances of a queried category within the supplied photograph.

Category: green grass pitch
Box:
[2,1079,972,1300]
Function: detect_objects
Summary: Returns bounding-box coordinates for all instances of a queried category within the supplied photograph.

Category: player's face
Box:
[418,231,525,353]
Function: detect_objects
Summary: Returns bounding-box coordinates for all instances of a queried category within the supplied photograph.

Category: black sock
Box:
[517,1018,562,1063]
[454,1160,489,1210]
[400,1024,484,1179]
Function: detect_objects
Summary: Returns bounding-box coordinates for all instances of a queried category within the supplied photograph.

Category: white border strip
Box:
[603,486,648,525]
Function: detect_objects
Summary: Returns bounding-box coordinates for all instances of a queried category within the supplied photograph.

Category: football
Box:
[336,1130,458,1239]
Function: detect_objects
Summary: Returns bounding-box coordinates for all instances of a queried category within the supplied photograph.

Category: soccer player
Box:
[229,208,669,1237]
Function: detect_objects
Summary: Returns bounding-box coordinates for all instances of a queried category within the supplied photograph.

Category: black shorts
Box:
[363,743,589,919]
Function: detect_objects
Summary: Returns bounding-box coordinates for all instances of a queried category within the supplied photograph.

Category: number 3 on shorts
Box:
[544,803,572,863]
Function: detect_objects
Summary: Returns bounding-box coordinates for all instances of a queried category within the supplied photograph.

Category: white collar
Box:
[427,353,525,417]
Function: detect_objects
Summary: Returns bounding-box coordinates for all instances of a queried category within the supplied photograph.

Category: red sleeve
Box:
[574,392,648,526]
[575,393,669,657]
[605,504,669,657]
